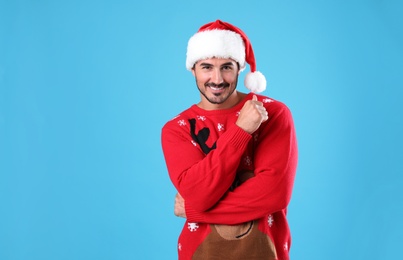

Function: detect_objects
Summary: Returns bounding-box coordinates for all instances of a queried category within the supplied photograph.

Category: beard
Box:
[196,77,238,105]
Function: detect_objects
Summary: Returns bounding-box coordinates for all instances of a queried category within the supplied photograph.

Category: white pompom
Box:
[244,71,266,93]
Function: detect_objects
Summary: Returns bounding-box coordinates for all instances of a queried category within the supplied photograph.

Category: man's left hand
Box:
[174,193,186,218]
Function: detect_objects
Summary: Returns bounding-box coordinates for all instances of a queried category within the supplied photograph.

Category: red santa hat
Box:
[186,20,266,93]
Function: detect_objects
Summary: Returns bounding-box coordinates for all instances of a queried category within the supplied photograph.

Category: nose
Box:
[210,68,224,84]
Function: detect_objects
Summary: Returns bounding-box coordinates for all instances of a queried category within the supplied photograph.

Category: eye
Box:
[201,65,212,70]
[222,65,233,71]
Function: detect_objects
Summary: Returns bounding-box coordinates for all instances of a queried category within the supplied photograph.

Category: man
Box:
[161,20,298,260]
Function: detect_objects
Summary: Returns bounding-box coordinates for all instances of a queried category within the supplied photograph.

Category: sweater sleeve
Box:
[161,120,252,212]
[185,102,298,224]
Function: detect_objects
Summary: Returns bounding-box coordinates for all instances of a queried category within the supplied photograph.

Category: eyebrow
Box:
[221,62,235,67]
[198,62,213,67]
[198,62,235,67]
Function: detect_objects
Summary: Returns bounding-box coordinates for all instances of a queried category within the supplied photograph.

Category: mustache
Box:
[205,82,230,88]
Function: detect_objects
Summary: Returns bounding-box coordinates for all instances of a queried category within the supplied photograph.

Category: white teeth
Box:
[211,87,223,90]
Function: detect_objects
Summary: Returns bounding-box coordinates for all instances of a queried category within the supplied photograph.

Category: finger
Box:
[252,95,258,101]
[262,111,269,122]
[255,104,266,113]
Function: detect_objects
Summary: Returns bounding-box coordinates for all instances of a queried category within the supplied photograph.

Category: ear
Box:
[191,67,196,77]
[236,62,241,75]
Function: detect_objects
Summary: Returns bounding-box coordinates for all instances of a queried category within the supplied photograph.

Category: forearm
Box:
[185,163,296,224]
[162,124,252,211]
[185,102,298,224]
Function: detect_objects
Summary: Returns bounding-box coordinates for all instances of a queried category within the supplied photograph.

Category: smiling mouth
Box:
[206,83,229,91]
[210,86,225,91]
[209,86,226,96]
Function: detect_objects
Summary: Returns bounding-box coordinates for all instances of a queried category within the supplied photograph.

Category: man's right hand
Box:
[236,95,268,134]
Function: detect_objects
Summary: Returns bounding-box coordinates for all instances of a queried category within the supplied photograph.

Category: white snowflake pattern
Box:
[236,111,241,117]
[178,243,182,251]
[268,214,274,227]
[217,123,225,131]
[197,115,206,121]
[178,119,186,126]
[188,222,199,232]
[243,156,252,166]
[191,140,197,146]
[263,98,274,103]
[284,242,288,251]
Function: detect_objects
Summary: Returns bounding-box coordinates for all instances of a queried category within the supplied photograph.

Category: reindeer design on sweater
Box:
[188,117,277,259]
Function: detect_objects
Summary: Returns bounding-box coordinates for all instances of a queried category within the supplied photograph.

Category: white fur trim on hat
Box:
[186,29,246,71]
[244,71,266,93]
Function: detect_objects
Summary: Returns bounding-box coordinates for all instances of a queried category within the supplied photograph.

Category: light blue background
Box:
[1,0,402,259]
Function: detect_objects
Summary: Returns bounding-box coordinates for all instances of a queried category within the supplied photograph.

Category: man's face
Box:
[192,58,240,109]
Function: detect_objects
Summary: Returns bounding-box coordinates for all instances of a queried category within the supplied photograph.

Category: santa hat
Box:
[186,20,266,93]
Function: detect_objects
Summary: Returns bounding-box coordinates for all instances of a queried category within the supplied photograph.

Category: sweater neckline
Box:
[190,93,253,115]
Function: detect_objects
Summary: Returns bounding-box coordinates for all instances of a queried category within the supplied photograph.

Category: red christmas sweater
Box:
[161,93,298,260]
